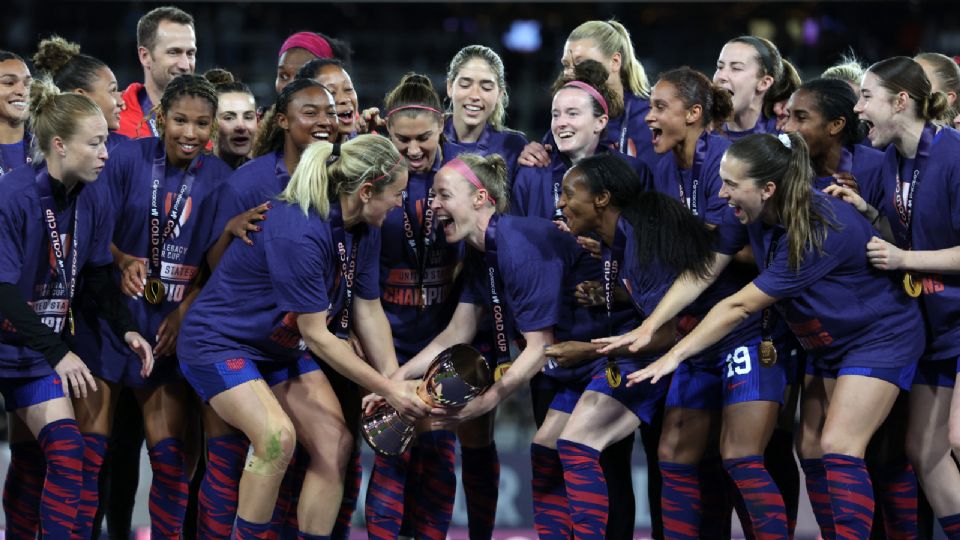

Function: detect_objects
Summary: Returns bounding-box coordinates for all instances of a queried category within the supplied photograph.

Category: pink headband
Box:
[447,158,496,206]
[279,32,333,59]
[385,104,443,118]
[562,81,609,116]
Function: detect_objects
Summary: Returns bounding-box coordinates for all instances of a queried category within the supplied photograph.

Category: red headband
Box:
[446,158,496,205]
[385,104,443,118]
[366,155,405,184]
[279,32,333,59]
[562,81,609,116]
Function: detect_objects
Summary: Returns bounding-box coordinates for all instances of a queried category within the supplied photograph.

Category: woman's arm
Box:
[351,296,400,376]
[596,252,732,353]
[867,238,960,275]
[297,310,433,420]
[628,282,777,385]
[448,327,554,422]
[392,302,483,380]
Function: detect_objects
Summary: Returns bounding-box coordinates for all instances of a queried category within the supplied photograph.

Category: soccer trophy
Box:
[361,344,492,456]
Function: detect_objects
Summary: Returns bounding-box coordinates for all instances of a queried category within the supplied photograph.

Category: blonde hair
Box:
[28,77,102,156]
[279,134,404,218]
[452,152,510,214]
[568,20,650,98]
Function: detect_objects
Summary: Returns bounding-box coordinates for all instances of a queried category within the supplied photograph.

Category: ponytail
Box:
[568,20,650,98]
[279,134,404,218]
[571,153,715,279]
[726,133,838,270]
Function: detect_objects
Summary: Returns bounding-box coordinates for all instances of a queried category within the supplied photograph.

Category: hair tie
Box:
[279,32,333,59]
[385,104,443,118]
[446,158,496,206]
[331,142,341,157]
[562,81,609,116]
[777,133,792,149]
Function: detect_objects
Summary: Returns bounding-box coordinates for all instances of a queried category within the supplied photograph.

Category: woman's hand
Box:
[823,184,868,214]
[361,392,386,416]
[226,202,270,246]
[576,236,602,259]
[383,379,434,422]
[124,332,155,379]
[832,172,860,194]
[55,351,97,399]
[544,341,599,368]
[518,142,552,167]
[117,252,147,299]
[594,323,656,354]
[154,308,184,358]
[866,236,907,271]
[574,281,604,307]
[625,352,681,386]
[359,107,386,134]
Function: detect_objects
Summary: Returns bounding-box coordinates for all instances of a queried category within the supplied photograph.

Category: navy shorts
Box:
[806,361,917,391]
[0,373,65,411]
[666,337,788,410]
[549,359,669,425]
[912,358,956,388]
[181,355,320,402]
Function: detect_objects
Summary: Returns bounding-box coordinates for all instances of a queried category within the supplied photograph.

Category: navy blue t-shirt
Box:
[70,138,232,363]
[380,146,465,361]
[443,118,528,186]
[460,215,629,381]
[512,146,651,220]
[179,201,381,365]
[812,144,886,211]
[0,166,113,377]
[212,150,291,240]
[719,193,925,366]
[876,126,960,360]
[652,132,759,360]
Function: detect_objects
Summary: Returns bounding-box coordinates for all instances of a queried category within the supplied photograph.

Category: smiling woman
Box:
[0,51,32,175]
[364,72,468,540]
[0,78,152,540]
[66,73,235,540]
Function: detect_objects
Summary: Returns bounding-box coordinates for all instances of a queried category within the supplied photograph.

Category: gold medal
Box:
[606,362,621,388]
[758,340,778,367]
[144,278,166,305]
[493,362,511,382]
[68,308,75,336]
[903,273,922,298]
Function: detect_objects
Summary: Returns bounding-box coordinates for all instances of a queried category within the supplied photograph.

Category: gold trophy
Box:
[361,344,492,456]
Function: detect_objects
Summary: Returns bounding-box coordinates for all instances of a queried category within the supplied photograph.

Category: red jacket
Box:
[118,82,156,139]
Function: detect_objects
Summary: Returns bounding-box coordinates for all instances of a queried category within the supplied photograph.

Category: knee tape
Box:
[244,427,294,477]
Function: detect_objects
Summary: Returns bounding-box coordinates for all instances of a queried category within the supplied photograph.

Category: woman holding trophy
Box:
[176,135,436,540]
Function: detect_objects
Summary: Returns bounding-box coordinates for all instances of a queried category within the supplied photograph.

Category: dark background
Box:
[3,1,958,137]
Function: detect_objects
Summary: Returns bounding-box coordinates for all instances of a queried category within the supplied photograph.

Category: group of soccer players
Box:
[2,5,960,540]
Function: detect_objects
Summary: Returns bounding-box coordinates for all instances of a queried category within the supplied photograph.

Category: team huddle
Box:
[2,4,960,540]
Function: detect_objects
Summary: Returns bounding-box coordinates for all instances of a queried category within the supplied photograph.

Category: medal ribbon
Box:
[483,215,513,367]
[401,177,436,308]
[761,227,786,342]
[148,146,200,289]
[893,123,935,250]
[329,205,361,332]
[601,217,629,385]
[617,99,633,155]
[35,170,80,334]
[677,132,709,217]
